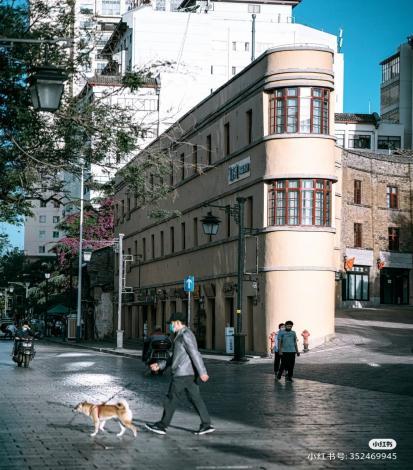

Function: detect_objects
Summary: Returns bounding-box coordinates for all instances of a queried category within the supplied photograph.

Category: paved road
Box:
[0,309,412,470]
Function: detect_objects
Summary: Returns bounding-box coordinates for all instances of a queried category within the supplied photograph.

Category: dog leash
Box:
[101,382,133,405]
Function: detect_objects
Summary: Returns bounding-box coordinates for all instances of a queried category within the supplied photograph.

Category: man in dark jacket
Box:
[145,312,214,436]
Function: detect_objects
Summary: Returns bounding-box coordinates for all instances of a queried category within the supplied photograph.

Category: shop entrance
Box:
[380,268,409,304]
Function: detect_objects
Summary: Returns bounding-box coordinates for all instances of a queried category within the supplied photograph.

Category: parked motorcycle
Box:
[12,335,36,368]
[143,337,172,375]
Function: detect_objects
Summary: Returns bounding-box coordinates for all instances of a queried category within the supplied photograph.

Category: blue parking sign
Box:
[184,275,195,292]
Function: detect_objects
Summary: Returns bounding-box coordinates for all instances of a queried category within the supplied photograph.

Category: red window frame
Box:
[354,180,362,204]
[354,223,362,248]
[269,87,330,135]
[268,179,331,226]
[386,186,398,209]
[388,227,400,251]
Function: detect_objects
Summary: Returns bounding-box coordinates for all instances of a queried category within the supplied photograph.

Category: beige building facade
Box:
[114,45,339,354]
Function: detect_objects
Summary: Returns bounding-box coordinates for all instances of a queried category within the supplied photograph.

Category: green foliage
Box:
[0,1,157,223]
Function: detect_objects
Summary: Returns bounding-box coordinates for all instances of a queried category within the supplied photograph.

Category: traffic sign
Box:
[184,275,195,292]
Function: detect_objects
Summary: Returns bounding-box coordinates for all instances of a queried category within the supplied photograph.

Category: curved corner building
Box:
[116,45,339,353]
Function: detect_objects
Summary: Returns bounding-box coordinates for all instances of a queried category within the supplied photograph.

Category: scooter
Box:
[12,335,36,368]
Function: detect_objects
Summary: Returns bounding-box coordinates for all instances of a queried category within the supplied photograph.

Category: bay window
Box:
[268,179,331,226]
[269,87,330,135]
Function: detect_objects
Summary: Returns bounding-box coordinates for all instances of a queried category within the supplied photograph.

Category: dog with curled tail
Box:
[74,399,138,437]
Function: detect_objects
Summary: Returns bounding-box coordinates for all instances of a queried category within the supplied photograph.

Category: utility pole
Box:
[116,233,124,349]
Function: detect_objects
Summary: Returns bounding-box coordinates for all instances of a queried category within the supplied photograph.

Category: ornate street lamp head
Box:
[28,65,68,112]
[201,211,221,237]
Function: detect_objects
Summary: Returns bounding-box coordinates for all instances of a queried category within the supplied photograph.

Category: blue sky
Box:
[295,0,413,113]
[3,0,413,249]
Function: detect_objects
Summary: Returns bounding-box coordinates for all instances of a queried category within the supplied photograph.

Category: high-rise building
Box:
[380,35,413,148]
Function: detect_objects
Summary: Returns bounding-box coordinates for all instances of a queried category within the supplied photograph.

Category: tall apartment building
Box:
[24,0,131,256]
[115,45,339,353]
[106,0,344,130]
[380,35,413,148]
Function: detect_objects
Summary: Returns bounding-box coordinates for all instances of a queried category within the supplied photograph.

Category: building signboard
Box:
[228,157,250,185]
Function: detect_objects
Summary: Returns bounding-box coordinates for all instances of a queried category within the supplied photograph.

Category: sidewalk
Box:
[44,336,245,362]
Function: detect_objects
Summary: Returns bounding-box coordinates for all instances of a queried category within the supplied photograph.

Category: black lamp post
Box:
[28,65,68,112]
[201,197,248,362]
[44,272,50,336]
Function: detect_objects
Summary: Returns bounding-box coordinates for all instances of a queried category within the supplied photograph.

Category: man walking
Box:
[145,312,215,435]
[277,320,300,382]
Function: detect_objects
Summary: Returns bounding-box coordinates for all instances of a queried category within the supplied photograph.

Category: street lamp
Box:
[200,212,221,240]
[83,248,93,263]
[28,65,68,112]
[44,272,50,336]
[202,197,249,362]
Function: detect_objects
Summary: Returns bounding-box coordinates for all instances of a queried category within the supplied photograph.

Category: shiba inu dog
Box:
[74,399,138,437]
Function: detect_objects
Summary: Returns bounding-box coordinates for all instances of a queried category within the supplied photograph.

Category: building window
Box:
[192,145,198,174]
[378,136,401,150]
[160,231,164,257]
[121,200,125,220]
[380,82,399,108]
[181,222,186,250]
[53,231,59,239]
[268,179,331,226]
[381,54,400,83]
[388,227,400,251]
[348,134,371,149]
[193,218,198,247]
[53,216,60,223]
[38,246,45,254]
[354,180,362,205]
[245,42,250,52]
[134,240,138,257]
[335,133,345,147]
[127,197,131,218]
[231,66,236,76]
[232,42,236,51]
[269,87,329,135]
[151,234,155,259]
[101,0,120,15]
[224,123,230,155]
[206,134,212,165]
[53,200,60,208]
[170,227,175,254]
[40,200,47,207]
[180,153,185,180]
[142,237,146,261]
[246,109,252,144]
[39,231,46,241]
[39,215,46,223]
[169,159,174,187]
[342,266,369,301]
[386,186,398,209]
[248,4,261,13]
[354,223,362,248]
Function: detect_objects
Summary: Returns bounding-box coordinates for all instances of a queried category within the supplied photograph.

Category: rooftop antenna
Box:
[338,28,343,52]
[368,100,371,114]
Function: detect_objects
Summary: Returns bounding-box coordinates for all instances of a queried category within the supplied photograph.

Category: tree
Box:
[54,197,115,266]
[0,0,168,223]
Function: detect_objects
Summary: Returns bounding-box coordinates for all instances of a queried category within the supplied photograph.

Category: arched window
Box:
[269,87,330,135]
[268,179,331,226]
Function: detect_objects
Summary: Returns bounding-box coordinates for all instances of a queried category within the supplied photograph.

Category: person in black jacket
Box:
[145,312,215,436]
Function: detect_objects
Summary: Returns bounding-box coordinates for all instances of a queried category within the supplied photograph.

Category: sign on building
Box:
[228,157,251,184]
